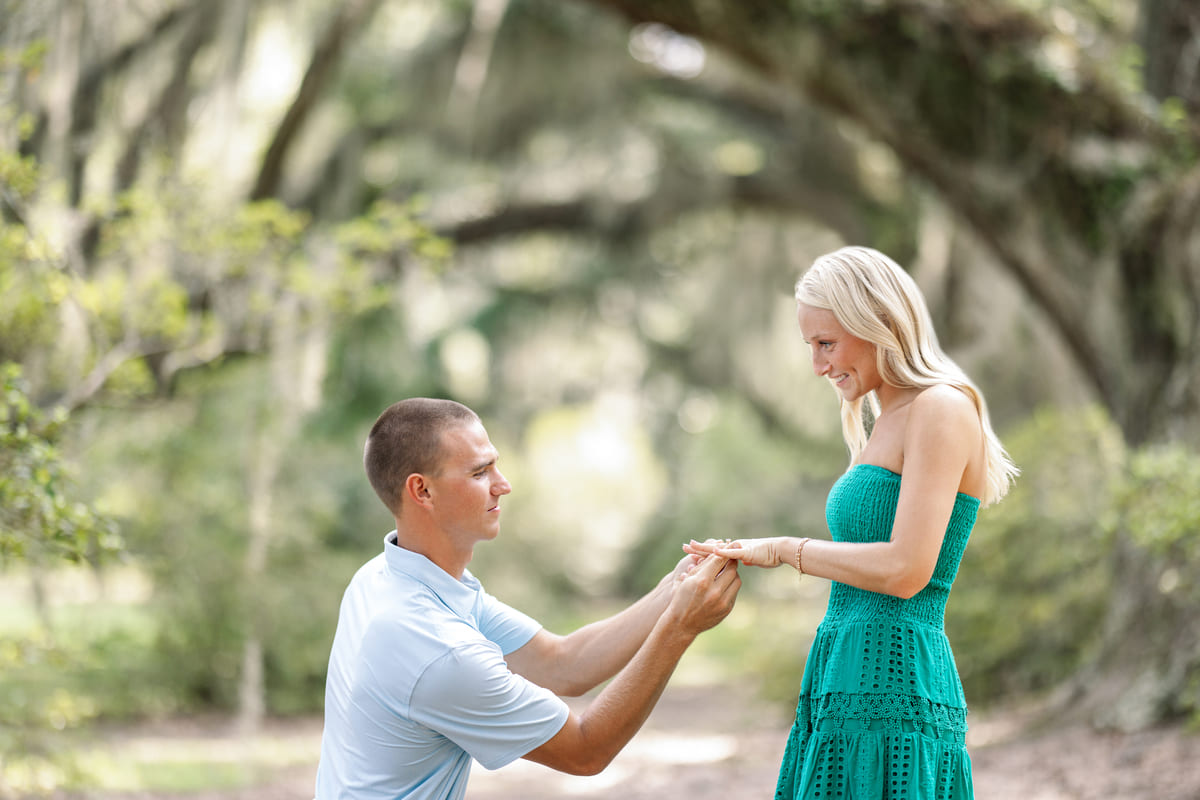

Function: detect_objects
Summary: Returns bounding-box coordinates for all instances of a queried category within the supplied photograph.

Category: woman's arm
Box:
[689,386,981,598]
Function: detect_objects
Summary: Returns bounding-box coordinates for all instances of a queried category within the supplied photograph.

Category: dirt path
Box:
[473,688,1200,800]
[56,685,1200,800]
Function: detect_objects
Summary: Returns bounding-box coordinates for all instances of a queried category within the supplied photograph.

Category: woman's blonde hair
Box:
[795,246,1017,505]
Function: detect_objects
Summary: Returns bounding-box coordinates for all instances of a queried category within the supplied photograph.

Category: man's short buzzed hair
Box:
[364,398,479,515]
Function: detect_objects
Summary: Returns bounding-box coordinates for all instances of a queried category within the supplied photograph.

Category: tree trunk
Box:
[235,291,330,734]
[446,0,512,149]
[1141,0,1200,119]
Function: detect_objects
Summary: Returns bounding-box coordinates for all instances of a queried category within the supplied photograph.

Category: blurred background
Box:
[2,0,1198,796]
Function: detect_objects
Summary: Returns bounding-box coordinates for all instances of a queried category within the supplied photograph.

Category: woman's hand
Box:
[683,537,791,568]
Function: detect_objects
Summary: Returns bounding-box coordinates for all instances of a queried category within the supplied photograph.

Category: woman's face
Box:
[797,303,881,402]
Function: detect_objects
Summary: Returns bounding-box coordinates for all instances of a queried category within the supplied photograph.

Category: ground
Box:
[49,685,1200,800]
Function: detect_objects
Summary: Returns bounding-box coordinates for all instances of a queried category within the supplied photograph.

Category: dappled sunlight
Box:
[471,684,787,799]
[518,401,666,592]
[190,11,306,184]
[67,716,322,795]
[439,327,491,403]
[242,17,305,110]
[474,730,742,796]
[374,0,446,52]
[712,139,764,176]
[487,233,588,289]
[628,23,706,79]
[498,314,649,412]
[398,266,493,348]
[0,565,152,613]
[677,390,718,434]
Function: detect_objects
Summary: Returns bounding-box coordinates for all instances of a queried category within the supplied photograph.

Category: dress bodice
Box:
[823,463,980,629]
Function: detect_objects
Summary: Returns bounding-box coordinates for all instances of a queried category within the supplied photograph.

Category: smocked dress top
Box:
[775,463,981,800]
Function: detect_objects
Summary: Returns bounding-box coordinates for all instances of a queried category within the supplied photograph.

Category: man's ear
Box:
[405,473,434,509]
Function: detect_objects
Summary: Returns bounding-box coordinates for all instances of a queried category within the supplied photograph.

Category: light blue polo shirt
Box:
[315,532,570,800]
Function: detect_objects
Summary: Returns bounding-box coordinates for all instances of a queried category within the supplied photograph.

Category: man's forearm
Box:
[564,572,677,685]
[523,553,738,774]
[524,611,695,775]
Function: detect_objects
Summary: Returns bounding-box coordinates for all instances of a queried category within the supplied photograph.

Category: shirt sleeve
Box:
[410,640,570,770]
[474,588,543,654]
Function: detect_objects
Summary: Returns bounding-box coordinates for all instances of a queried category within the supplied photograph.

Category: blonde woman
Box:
[687,246,1017,799]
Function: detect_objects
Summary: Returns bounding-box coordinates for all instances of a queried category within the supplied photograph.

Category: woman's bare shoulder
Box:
[908,384,980,441]
[913,383,976,414]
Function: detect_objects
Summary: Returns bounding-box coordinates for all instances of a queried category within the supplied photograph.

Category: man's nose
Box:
[493,471,512,495]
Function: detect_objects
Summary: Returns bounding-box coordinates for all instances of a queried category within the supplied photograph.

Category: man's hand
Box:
[666,552,703,585]
[667,551,740,637]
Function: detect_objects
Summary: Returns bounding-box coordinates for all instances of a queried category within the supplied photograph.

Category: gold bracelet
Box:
[795,537,810,575]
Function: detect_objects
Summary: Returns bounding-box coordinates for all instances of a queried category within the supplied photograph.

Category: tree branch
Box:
[576,0,1200,443]
[250,0,386,201]
[63,3,195,206]
[114,3,221,194]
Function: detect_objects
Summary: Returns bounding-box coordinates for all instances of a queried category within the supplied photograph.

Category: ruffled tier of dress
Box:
[774,619,973,800]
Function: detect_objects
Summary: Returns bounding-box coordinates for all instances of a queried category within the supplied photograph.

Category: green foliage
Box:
[1,134,448,411]
[1118,445,1200,558]
[947,405,1125,703]
[0,147,40,198]
[0,598,169,795]
[0,36,48,75]
[337,197,453,265]
[1105,443,1200,721]
[71,362,371,716]
[259,546,367,713]
[0,190,67,366]
[0,364,121,564]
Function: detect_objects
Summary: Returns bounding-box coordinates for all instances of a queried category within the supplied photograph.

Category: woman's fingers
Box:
[704,538,775,567]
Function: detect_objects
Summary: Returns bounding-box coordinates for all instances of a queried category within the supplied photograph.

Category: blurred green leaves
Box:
[946,406,1200,718]
[1104,443,1200,722]
[0,364,120,565]
[1117,445,1200,558]
[947,406,1123,701]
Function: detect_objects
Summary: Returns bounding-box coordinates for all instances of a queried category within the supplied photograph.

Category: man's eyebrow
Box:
[468,455,497,473]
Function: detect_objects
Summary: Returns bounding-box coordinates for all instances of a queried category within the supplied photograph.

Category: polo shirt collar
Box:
[382,531,481,619]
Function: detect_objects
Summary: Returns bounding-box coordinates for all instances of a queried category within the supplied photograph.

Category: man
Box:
[315,398,741,799]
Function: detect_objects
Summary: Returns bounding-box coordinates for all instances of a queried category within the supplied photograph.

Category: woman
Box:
[687,246,1017,799]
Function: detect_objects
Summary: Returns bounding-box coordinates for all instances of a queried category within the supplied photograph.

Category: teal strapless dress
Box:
[775,464,980,800]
